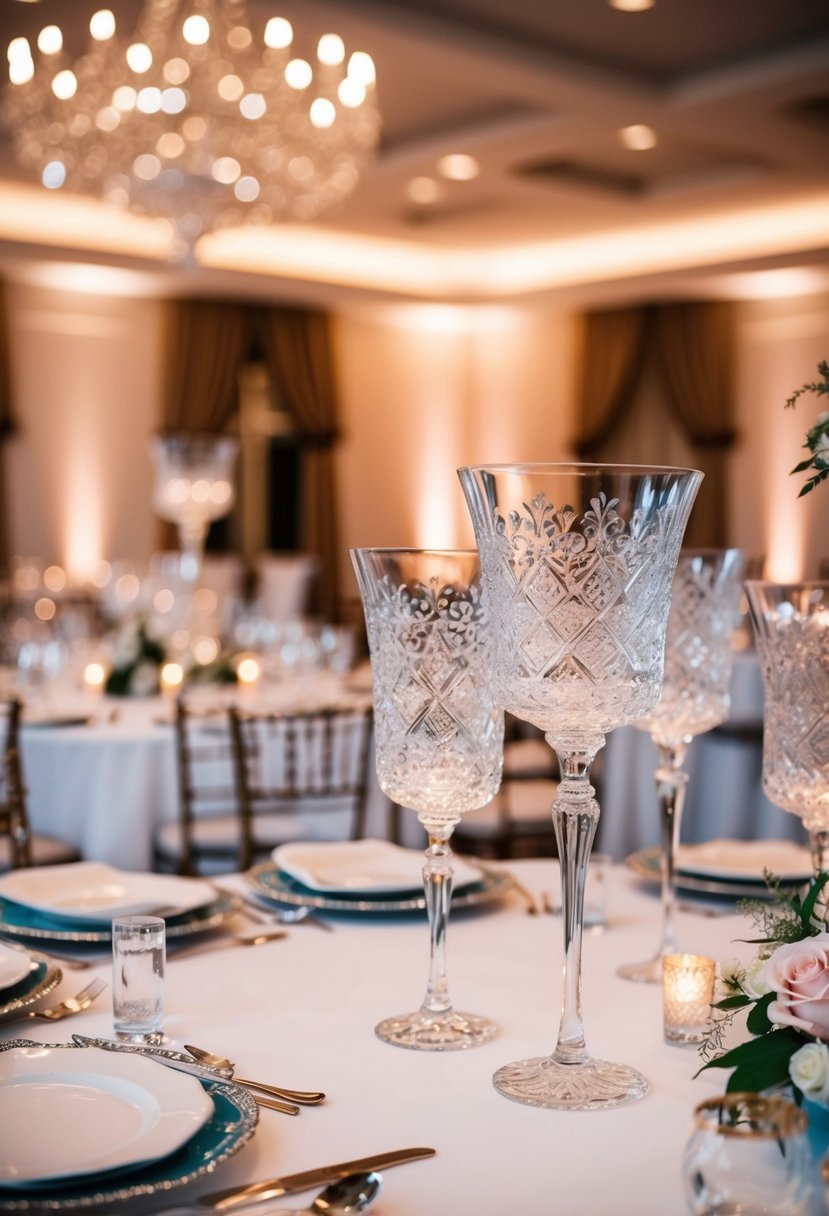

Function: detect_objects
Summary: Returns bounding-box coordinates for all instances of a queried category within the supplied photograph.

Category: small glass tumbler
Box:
[662,953,715,1045]
[112,915,166,1044]
[683,1094,819,1216]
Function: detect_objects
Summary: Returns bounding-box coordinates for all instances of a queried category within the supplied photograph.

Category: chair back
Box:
[229,704,374,869]
[0,700,32,868]
[172,697,240,875]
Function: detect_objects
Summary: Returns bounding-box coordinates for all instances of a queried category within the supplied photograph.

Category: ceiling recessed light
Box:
[618,123,657,150]
[436,153,480,182]
[406,176,441,205]
[609,0,654,11]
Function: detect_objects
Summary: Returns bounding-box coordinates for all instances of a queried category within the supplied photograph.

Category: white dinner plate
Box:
[0,862,217,924]
[676,839,812,883]
[0,944,33,993]
[0,1045,214,1187]
[273,838,482,894]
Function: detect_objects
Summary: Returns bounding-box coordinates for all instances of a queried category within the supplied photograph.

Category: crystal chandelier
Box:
[2,1,380,251]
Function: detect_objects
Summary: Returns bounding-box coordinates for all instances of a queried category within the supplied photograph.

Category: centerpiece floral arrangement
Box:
[698,871,829,1109]
[786,359,829,497]
[105,616,167,695]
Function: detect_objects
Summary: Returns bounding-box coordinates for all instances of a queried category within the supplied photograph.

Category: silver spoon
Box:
[155,1171,382,1216]
[184,1043,325,1104]
[273,1171,383,1216]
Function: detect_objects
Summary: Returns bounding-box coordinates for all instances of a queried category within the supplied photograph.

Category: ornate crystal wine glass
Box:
[351,548,504,1051]
[458,463,701,1109]
[746,581,829,876]
[150,433,237,585]
[618,548,745,983]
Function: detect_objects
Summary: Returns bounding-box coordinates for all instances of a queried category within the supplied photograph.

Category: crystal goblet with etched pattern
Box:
[351,549,504,1050]
[618,548,745,983]
[459,463,702,1109]
[746,581,829,877]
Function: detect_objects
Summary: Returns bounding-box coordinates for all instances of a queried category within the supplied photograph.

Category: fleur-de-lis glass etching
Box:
[351,549,504,1050]
[459,463,702,1110]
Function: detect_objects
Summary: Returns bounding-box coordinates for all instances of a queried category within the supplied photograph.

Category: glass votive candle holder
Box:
[662,952,715,1045]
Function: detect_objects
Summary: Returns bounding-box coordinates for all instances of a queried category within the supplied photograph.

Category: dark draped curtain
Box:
[259,307,341,622]
[574,306,649,456]
[161,299,251,433]
[652,302,737,546]
[0,283,16,568]
[159,299,342,619]
[574,301,737,546]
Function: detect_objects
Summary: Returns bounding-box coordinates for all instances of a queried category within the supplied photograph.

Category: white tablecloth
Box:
[0,859,785,1216]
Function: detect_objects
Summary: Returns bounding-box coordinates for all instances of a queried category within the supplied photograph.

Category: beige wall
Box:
[5,280,164,580]
[2,278,827,606]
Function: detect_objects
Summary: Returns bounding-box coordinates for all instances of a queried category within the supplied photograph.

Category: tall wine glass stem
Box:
[492,731,648,1108]
[373,817,496,1051]
[807,827,829,878]
[549,734,602,1065]
[421,827,454,1017]
[654,742,688,959]
[617,740,689,983]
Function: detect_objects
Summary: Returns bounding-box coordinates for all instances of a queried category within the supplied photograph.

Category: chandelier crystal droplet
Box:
[2,1,381,251]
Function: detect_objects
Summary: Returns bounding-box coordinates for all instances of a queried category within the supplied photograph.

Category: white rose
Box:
[789,1042,829,1103]
[742,955,773,999]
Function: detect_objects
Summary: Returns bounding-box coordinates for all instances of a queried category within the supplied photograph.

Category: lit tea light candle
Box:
[84,661,107,694]
[663,953,716,1045]
[236,653,261,692]
[160,661,184,697]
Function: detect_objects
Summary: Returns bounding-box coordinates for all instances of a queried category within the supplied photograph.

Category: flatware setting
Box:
[70,1035,303,1115]
[184,1044,326,1105]
[154,1172,383,1216]
[2,977,106,1023]
[198,1147,437,1210]
[0,935,92,970]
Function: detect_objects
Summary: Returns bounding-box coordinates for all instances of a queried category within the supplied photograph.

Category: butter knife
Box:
[70,1035,300,1115]
[200,1147,437,1210]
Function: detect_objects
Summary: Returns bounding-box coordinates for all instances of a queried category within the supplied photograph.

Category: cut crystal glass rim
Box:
[349,547,477,557]
[457,461,703,476]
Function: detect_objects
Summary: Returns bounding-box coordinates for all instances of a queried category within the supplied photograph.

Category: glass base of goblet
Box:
[616,956,663,984]
[492,1054,648,1111]
[375,1009,497,1052]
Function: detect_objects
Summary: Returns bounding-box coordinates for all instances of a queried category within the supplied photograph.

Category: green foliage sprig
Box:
[785,360,829,496]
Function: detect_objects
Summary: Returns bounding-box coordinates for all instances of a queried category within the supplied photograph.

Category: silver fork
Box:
[5,977,107,1023]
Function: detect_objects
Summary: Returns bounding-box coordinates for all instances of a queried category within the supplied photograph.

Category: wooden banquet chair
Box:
[0,699,80,871]
[154,698,374,875]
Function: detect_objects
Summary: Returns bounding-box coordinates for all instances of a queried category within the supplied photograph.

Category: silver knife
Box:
[200,1148,437,1210]
[70,1036,300,1115]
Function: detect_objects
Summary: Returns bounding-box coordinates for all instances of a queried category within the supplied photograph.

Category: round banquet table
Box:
[0,859,789,1216]
[18,680,391,872]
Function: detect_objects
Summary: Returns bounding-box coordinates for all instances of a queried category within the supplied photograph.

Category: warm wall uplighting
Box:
[618,124,657,151]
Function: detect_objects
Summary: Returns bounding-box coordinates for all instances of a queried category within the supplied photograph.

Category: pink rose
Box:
[762,935,829,1038]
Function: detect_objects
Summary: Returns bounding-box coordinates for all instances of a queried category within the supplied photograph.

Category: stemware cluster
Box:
[354,464,703,1111]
